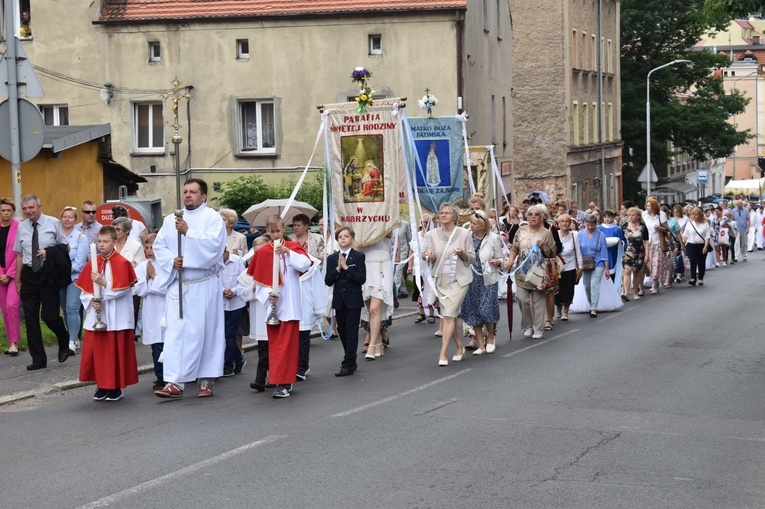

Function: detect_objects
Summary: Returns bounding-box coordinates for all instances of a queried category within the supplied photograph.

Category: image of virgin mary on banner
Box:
[326,100,404,247]
[406,116,464,214]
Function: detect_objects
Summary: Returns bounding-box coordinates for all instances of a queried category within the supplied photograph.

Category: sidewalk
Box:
[0,300,419,406]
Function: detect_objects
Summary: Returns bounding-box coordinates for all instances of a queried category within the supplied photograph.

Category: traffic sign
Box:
[698,169,709,185]
[0,98,45,162]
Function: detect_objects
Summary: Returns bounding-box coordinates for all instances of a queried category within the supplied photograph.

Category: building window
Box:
[39,105,69,126]
[496,0,502,40]
[2,1,32,40]
[591,34,597,71]
[238,100,276,155]
[483,0,489,33]
[607,39,613,73]
[237,39,250,59]
[148,41,161,62]
[132,102,164,154]
[572,29,579,68]
[583,102,589,145]
[368,34,382,55]
[582,32,588,71]
[608,102,614,141]
[573,101,580,146]
[592,102,598,143]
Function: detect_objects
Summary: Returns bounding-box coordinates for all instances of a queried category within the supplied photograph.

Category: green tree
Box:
[213,170,326,221]
[621,0,750,201]
[704,0,765,18]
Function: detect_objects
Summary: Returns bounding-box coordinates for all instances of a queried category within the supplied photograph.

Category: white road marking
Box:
[332,369,471,417]
[502,329,580,358]
[75,435,285,509]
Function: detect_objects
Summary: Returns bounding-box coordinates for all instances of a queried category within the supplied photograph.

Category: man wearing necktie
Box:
[14,195,71,370]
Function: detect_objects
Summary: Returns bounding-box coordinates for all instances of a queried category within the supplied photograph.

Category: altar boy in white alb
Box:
[152,179,227,399]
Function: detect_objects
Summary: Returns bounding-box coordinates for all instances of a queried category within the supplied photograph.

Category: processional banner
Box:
[406,116,465,214]
[326,101,403,247]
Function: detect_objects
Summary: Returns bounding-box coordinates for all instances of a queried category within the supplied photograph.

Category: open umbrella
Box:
[528,190,551,203]
[242,199,318,226]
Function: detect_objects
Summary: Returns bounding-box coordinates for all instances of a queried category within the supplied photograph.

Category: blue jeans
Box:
[60,282,82,342]
[224,308,244,370]
[582,265,605,311]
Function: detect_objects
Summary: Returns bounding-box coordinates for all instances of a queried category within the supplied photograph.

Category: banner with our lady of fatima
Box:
[324,68,404,247]
[405,97,465,214]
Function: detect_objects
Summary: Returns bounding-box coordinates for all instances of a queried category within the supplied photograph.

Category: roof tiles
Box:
[99,0,467,22]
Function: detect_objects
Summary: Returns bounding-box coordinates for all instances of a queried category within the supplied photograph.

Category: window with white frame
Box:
[17,1,31,39]
[607,102,614,141]
[572,101,580,146]
[607,39,613,74]
[149,41,161,62]
[238,100,276,154]
[368,34,382,55]
[583,103,589,145]
[591,34,597,71]
[39,105,69,126]
[237,39,250,59]
[132,102,164,154]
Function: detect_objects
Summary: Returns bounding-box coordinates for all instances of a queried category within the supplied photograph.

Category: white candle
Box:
[90,243,101,298]
[457,96,463,110]
[272,240,281,295]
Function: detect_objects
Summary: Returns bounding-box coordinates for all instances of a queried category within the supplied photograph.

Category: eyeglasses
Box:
[83,210,96,214]
[526,213,541,217]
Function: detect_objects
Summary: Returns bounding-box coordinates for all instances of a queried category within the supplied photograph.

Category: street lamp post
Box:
[732,71,758,180]
[646,59,693,197]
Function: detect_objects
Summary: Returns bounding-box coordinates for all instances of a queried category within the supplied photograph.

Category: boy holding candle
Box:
[248,216,311,398]
[76,226,139,401]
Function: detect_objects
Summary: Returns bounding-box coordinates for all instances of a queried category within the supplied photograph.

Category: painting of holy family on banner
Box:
[342,134,385,202]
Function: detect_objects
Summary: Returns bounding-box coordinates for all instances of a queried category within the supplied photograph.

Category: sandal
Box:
[361,342,370,354]
[415,314,426,323]
[544,321,553,331]
[427,316,435,324]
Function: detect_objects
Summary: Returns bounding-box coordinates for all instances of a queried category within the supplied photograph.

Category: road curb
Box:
[0,310,419,407]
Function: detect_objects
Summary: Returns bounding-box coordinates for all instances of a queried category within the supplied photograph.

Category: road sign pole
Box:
[4,0,22,217]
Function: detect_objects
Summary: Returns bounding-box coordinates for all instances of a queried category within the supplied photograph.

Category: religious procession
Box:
[2,68,762,406]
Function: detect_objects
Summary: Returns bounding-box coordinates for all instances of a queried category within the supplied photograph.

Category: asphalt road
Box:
[4,254,765,508]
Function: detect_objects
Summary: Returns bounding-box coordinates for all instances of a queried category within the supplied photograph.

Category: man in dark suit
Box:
[324,227,366,376]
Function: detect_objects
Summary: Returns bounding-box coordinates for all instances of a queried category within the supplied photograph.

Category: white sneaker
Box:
[68,341,77,354]
[532,332,544,339]
[524,328,533,337]
[434,330,443,337]
[485,343,496,354]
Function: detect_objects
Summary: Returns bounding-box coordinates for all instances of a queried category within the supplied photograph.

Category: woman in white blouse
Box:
[554,214,582,320]
[682,207,711,286]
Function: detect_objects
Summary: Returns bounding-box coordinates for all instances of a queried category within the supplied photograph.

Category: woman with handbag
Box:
[554,214,582,321]
[682,207,711,286]
[641,197,668,295]
[422,203,475,366]
[461,210,504,355]
[620,207,649,301]
[504,205,556,339]
[577,215,610,317]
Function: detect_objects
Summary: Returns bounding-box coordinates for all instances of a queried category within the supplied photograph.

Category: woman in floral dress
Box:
[620,207,649,300]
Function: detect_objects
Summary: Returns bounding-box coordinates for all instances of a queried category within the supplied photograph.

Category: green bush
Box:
[213,169,326,222]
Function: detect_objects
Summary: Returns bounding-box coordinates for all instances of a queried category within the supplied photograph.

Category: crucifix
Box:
[162,78,191,317]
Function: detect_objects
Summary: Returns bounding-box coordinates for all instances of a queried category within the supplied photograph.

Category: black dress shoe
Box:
[26,363,46,370]
[58,350,70,363]
[249,381,265,392]
[335,367,354,377]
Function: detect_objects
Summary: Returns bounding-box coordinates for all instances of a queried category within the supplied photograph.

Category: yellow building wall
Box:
[0,143,104,217]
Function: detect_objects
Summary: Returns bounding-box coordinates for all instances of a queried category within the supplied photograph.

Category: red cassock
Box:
[76,251,139,390]
[248,240,310,385]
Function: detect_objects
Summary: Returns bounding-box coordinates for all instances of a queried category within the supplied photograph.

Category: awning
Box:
[655,182,697,194]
